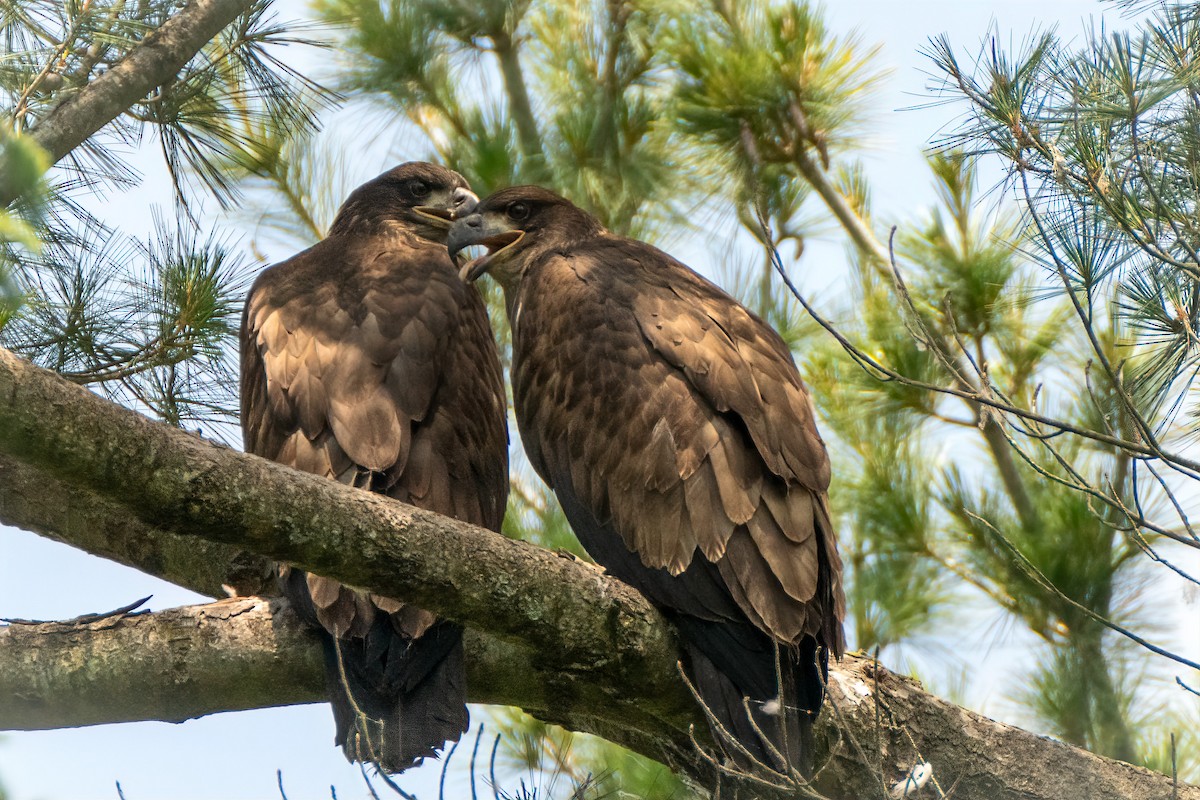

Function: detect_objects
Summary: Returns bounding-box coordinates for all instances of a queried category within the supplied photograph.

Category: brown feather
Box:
[744,499,819,604]
[684,461,736,561]
[720,527,809,642]
[761,482,816,546]
[706,431,760,525]
[240,164,508,773]
[479,188,845,772]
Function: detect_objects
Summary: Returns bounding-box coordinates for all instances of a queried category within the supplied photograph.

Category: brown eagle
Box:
[240,162,509,772]
[448,187,844,773]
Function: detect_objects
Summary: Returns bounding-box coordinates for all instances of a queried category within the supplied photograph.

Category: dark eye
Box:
[409,179,431,198]
[507,201,530,221]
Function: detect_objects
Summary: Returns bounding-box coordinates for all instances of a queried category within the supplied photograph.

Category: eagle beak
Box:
[452,187,479,218]
[415,187,480,228]
[448,213,523,282]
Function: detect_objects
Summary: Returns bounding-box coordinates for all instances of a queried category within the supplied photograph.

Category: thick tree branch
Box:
[2,600,1194,800]
[0,598,325,728]
[0,452,275,598]
[2,0,257,206]
[0,596,672,760]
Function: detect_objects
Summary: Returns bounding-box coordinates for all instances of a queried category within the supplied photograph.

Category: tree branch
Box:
[0,598,325,729]
[2,599,1194,800]
[2,0,257,206]
[491,31,545,176]
[0,596,674,761]
[0,451,275,599]
[787,129,889,267]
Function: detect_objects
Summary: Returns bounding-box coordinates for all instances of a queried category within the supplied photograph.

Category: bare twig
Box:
[964,510,1200,672]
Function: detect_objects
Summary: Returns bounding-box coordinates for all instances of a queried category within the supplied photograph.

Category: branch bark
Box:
[2,0,257,206]
[0,451,275,599]
[1,599,1193,800]
[1,344,1196,799]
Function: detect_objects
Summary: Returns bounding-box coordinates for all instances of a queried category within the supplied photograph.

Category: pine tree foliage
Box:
[910,2,1200,766]
[1,0,330,431]
[3,0,1198,793]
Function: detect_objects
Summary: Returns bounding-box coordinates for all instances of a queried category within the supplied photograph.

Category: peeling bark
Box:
[1,346,1196,800]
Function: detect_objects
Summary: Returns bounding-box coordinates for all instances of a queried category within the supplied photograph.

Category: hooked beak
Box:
[448,213,524,282]
[414,186,479,228]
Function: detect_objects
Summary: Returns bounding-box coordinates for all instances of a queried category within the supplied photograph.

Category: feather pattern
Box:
[478,187,844,773]
[240,165,508,774]
[510,241,842,646]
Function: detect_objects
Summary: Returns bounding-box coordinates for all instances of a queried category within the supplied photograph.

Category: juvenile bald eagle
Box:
[240,163,509,772]
[449,186,844,773]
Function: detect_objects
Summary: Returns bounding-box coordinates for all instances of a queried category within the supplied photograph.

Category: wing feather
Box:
[706,429,760,525]
[242,234,509,645]
[684,462,736,561]
[743,499,818,603]
[511,244,842,648]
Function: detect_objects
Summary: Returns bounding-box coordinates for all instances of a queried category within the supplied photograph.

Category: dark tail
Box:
[323,618,469,772]
[674,616,827,777]
[284,571,469,773]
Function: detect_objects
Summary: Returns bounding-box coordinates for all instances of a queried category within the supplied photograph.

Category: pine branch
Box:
[773,148,1044,531]
[1,0,258,206]
[491,31,543,174]
[786,119,889,268]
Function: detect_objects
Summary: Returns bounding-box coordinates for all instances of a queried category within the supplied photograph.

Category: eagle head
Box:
[330,162,478,242]
[447,186,602,285]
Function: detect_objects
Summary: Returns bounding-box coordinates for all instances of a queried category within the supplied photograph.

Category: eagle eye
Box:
[506,201,530,221]
[409,179,432,198]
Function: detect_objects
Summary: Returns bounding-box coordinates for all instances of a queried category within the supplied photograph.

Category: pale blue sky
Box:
[3,2,1196,799]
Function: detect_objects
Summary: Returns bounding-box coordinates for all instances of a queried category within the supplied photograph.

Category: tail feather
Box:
[676,615,826,778]
[328,621,469,772]
[284,568,468,773]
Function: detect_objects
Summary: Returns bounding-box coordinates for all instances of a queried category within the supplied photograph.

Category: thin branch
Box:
[787,104,890,267]
[964,510,1200,672]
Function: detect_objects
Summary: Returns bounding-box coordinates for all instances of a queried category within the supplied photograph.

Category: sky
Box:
[2,1,1197,799]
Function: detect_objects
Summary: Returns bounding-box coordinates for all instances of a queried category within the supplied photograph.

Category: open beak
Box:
[448,213,524,282]
[415,187,479,228]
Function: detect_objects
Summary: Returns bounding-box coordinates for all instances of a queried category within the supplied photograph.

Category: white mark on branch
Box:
[889,762,933,799]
